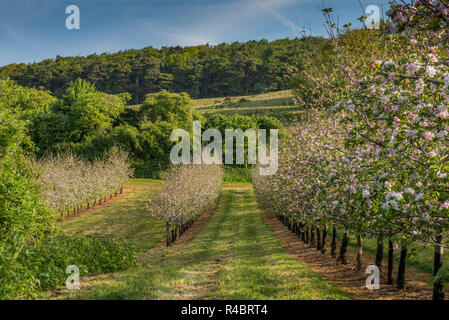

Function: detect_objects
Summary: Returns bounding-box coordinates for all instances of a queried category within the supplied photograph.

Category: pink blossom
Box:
[425,66,437,77]
[423,131,435,140]
[439,202,449,210]
[407,62,419,74]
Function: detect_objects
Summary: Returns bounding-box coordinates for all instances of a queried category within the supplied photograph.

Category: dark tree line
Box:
[0,38,329,104]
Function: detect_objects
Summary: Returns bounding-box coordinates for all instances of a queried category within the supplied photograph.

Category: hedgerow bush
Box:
[0,234,137,299]
[0,105,137,300]
[224,166,252,183]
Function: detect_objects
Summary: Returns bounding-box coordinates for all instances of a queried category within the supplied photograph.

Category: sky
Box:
[0,0,388,66]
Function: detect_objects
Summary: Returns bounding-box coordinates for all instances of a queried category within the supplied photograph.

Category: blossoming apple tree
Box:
[255,0,449,300]
[147,164,223,246]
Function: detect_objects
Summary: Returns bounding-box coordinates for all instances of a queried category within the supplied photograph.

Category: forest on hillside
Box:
[0,38,330,104]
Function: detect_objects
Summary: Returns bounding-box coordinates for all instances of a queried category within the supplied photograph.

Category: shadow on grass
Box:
[58,185,349,300]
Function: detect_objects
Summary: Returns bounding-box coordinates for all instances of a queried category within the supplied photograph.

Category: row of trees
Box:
[37,151,133,217]
[147,164,223,246]
[0,38,330,103]
[255,0,449,300]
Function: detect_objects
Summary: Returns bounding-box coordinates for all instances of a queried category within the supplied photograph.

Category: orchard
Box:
[147,164,223,246]
[37,150,133,217]
[255,0,449,300]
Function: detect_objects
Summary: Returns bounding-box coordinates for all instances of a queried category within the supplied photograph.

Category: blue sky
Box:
[0,0,388,66]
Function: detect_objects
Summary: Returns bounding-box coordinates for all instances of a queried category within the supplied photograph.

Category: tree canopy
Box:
[0,38,330,104]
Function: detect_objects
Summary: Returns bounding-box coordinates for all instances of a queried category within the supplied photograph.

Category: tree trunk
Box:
[300,223,306,242]
[396,246,407,289]
[321,226,327,254]
[120,185,123,194]
[316,227,322,251]
[166,222,170,247]
[172,224,176,243]
[331,226,337,258]
[305,226,309,244]
[356,233,363,270]
[337,230,349,264]
[309,226,315,248]
[433,235,445,300]
[387,239,394,285]
[375,235,384,272]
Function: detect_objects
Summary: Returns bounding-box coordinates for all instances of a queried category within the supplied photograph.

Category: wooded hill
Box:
[0,38,330,104]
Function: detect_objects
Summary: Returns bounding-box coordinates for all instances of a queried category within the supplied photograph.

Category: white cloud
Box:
[255,0,302,37]
[134,0,312,46]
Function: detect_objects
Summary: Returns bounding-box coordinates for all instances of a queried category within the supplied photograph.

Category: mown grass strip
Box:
[59,184,348,300]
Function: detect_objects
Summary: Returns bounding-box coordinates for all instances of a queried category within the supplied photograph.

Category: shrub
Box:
[224,166,252,183]
[0,233,137,299]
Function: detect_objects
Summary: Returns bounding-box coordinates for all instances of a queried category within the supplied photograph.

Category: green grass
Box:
[193,90,303,121]
[62,179,166,253]
[193,90,293,109]
[59,184,349,300]
[340,231,446,275]
[127,90,304,123]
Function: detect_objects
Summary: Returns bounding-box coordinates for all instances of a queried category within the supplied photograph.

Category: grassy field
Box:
[193,90,303,120]
[58,184,348,300]
[62,179,166,253]
[128,90,303,122]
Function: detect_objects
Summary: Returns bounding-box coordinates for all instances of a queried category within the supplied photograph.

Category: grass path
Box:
[60,184,348,300]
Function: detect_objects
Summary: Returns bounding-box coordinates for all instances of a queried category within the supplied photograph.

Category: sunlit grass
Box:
[58,184,349,300]
[193,90,293,109]
[61,179,166,253]
[340,231,448,276]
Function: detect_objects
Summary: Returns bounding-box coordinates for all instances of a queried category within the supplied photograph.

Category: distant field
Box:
[193,90,293,109]
[128,90,303,121]
[193,90,303,120]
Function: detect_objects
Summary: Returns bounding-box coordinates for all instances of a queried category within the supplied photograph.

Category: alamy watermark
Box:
[365,265,380,290]
[66,5,80,30]
[170,121,279,175]
[365,5,380,30]
[66,265,80,290]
